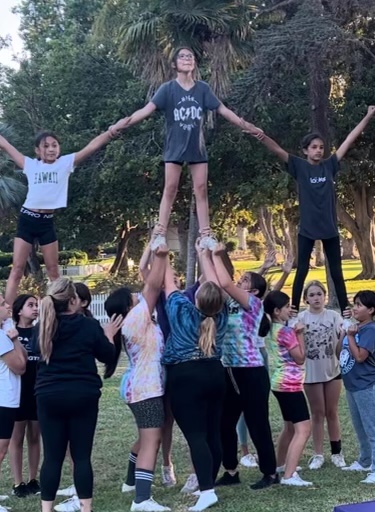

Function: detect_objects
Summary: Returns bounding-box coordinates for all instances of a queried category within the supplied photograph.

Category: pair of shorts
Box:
[15,393,38,422]
[273,391,310,424]
[16,207,57,246]
[305,373,342,385]
[128,397,165,429]
[0,407,17,439]
[164,161,208,166]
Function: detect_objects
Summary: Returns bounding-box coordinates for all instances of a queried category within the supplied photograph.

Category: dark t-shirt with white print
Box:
[340,322,375,392]
[151,80,221,163]
[285,154,340,240]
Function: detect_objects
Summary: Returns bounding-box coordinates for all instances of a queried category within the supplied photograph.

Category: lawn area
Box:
[2,365,375,512]
[232,259,374,300]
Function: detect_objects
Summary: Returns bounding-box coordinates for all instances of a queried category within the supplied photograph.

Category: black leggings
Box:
[293,235,348,312]
[37,393,99,501]
[221,366,276,476]
[166,359,225,491]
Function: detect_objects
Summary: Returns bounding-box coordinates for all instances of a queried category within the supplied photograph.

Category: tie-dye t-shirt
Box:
[120,296,165,404]
[268,323,304,392]
[221,294,264,368]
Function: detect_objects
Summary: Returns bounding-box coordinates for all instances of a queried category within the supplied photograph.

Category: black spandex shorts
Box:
[0,406,17,439]
[273,390,310,424]
[164,161,208,166]
[128,397,165,429]
[15,389,38,422]
[16,207,57,246]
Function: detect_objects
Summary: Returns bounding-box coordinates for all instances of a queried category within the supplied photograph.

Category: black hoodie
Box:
[33,313,115,397]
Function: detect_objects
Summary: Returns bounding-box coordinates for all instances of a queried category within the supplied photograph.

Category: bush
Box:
[225,238,239,252]
[58,250,88,265]
[0,253,13,267]
[0,267,11,279]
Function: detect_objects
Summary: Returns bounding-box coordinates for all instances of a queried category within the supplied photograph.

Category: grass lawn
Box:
[2,363,375,512]
[232,259,373,300]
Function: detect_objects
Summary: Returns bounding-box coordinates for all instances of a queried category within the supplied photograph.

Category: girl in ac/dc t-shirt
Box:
[8,294,40,497]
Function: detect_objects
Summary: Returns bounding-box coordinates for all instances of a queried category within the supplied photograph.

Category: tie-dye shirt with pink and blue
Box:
[269,324,304,392]
[221,294,264,368]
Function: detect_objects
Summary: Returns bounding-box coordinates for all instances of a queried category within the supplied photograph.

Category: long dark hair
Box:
[261,290,290,337]
[74,282,93,318]
[12,294,37,325]
[103,288,133,379]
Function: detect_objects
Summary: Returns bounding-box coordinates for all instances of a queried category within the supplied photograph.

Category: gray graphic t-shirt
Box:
[285,154,340,240]
[151,80,221,163]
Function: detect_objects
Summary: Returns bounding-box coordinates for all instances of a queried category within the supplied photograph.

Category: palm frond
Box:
[0,176,27,212]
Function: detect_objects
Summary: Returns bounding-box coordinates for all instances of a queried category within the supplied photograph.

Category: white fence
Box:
[90,293,109,324]
[59,264,105,277]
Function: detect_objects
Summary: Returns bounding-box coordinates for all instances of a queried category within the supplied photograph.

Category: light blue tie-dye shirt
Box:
[221,294,264,368]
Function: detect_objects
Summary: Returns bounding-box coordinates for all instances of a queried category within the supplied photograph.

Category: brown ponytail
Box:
[198,317,217,357]
[196,281,225,358]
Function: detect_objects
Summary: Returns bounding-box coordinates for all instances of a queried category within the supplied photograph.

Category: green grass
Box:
[233,259,371,299]
[2,364,375,512]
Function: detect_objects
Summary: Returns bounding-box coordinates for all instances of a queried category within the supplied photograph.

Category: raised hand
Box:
[347,324,358,336]
[213,242,227,256]
[155,244,169,257]
[108,117,131,137]
[263,249,277,270]
[241,119,264,139]
[367,105,375,117]
[294,322,305,335]
[5,327,19,342]
[104,314,124,341]
[282,252,294,274]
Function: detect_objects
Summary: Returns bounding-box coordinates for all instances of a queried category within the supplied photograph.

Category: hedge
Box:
[0,250,89,268]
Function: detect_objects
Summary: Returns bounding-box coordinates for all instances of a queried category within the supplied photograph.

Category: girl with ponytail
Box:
[162,243,228,512]
[34,278,122,512]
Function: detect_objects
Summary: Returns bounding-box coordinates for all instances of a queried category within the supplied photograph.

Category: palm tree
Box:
[0,124,27,212]
[95,0,258,97]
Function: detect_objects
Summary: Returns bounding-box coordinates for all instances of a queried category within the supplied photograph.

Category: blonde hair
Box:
[39,278,76,363]
[303,280,327,301]
[196,282,224,357]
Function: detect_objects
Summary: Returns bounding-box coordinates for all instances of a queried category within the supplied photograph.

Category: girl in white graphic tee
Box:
[0,129,115,306]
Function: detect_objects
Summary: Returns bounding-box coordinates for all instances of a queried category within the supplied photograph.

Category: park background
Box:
[1,1,375,511]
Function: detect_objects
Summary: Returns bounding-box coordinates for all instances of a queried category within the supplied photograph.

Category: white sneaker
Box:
[0,506,11,512]
[151,235,167,251]
[342,461,371,471]
[54,496,80,512]
[122,483,136,493]
[199,235,218,251]
[240,454,258,468]
[161,465,176,487]
[331,453,346,468]
[276,464,302,473]
[188,490,218,511]
[281,473,313,487]
[360,472,375,484]
[130,498,171,512]
[181,473,199,494]
[56,485,76,497]
[308,454,325,470]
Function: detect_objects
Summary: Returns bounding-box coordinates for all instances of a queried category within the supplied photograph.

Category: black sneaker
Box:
[215,471,241,486]
[27,479,41,495]
[250,474,279,490]
[12,482,29,498]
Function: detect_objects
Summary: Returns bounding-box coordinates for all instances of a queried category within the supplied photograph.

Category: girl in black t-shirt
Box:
[8,294,40,498]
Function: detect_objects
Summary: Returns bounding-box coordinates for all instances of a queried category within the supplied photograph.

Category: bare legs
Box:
[9,420,40,485]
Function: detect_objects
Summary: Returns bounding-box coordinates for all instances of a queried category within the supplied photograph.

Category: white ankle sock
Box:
[188,489,218,511]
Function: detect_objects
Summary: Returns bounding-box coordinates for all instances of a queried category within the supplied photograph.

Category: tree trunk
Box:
[284,207,298,268]
[337,186,375,279]
[25,243,43,281]
[176,220,188,273]
[341,236,355,260]
[314,240,325,267]
[258,207,277,252]
[236,224,248,250]
[186,196,198,287]
[110,222,138,275]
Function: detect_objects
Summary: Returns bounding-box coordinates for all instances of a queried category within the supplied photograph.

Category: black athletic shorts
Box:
[15,389,38,422]
[0,406,17,439]
[16,207,57,246]
[164,161,208,166]
[273,390,310,424]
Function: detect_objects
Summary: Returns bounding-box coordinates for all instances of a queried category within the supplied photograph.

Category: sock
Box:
[330,440,342,455]
[126,452,137,486]
[188,490,218,512]
[134,469,154,504]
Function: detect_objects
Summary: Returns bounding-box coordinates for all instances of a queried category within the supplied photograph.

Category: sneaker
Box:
[161,465,176,487]
[122,483,136,493]
[215,471,240,486]
[11,482,29,498]
[26,479,41,495]
[250,474,279,490]
[188,490,218,511]
[240,454,258,468]
[342,461,371,471]
[199,235,218,251]
[150,235,167,251]
[331,453,346,468]
[130,498,171,512]
[0,506,11,512]
[181,474,199,494]
[281,473,313,487]
[54,496,80,512]
[360,472,375,484]
[308,454,325,470]
[57,485,76,497]
[276,465,302,474]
